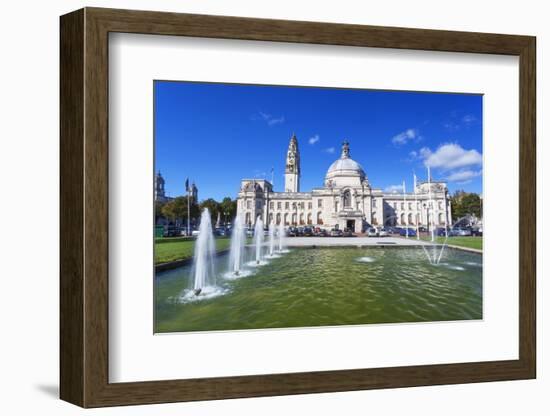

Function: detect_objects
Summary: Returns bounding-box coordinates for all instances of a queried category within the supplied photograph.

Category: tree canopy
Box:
[450,190,482,223]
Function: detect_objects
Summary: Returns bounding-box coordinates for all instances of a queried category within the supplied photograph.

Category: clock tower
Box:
[284,133,300,192]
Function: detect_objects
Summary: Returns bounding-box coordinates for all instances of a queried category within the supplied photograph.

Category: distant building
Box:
[236,135,451,232]
[154,171,198,203]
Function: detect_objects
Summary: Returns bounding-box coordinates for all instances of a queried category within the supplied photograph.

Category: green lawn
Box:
[420,235,482,251]
[155,237,231,265]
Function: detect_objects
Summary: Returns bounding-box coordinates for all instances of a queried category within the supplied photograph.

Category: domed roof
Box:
[325,141,366,182]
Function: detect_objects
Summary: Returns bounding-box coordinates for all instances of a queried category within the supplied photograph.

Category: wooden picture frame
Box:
[60,7,536,408]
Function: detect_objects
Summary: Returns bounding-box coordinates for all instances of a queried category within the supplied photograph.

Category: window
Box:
[316,212,323,225]
[256,201,262,209]
[343,190,351,207]
[401,202,404,210]
[308,202,312,210]
[300,202,305,209]
[269,201,274,209]
[318,199,323,208]
[408,202,412,210]
[285,202,289,209]
[277,201,281,210]
[292,202,297,209]
[246,200,251,209]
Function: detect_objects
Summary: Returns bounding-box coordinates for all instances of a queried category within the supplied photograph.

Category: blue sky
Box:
[155,81,482,201]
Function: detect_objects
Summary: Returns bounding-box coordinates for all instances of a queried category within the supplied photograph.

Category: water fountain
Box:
[228,215,246,276]
[277,222,286,253]
[268,221,276,257]
[191,208,216,295]
[254,217,264,264]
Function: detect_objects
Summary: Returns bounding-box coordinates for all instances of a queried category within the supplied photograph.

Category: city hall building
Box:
[236,134,451,233]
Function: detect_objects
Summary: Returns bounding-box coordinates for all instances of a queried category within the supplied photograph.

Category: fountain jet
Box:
[254,217,264,264]
[228,215,245,276]
[191,208,216,294]
[269,221,276,256]
[277,222,286,252]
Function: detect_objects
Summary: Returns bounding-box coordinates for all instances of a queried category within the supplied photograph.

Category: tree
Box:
[220,197,237,222]
[154,200,166,222]
[450,190,482,223]
[199,198,221,224]
[161,196,199,225]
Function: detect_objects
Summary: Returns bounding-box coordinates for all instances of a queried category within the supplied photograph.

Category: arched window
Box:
[292,213,297,225]
[268,213,273,224]
[284,213,289,225]
[299,213,304,225]
[408,213,413,225]
[245,213,251,226]
[276,213,281,225]
[400,213,405,225]
[317,212,323,225]
[307,213,312,225]
[343,190,351,207]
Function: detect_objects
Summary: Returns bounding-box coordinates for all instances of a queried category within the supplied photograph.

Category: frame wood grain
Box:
[60,7,536,408]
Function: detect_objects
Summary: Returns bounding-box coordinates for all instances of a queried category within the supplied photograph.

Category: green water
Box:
[155,247,482,333]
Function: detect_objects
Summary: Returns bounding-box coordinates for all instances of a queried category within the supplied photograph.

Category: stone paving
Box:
[283,236,432,247]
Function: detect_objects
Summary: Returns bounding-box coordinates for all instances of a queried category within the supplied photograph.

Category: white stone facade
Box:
[237,136,451,233]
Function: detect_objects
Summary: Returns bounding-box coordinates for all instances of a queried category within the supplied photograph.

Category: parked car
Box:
[342,228,354,237]
[191,230,200,237]
[163,226,178,237]
[472,226,483,236]
[418,226,428,233]
[435,227,448,237]
[303,227,314,236]
[399,227,417,237]
[367,227,378,237]
[317,229,328,237]
[450,227,472,237]
[377,227,390,237]
[330,228,343,237]
[287,226,299,237]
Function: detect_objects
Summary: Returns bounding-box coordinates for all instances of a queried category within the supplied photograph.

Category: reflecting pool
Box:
[155,247,482,333]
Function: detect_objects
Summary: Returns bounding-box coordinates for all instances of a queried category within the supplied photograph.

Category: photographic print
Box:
[154,81,483,334]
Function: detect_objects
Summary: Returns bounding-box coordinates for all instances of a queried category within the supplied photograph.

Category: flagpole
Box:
[403,180,408,239]
[428,167,435,243]
[414,172,419,240]
[186,179,191,237]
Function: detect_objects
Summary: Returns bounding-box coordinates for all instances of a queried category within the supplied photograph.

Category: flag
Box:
[185,178,189,192]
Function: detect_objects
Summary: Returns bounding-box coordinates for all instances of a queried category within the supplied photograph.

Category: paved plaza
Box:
[283,236,431,247]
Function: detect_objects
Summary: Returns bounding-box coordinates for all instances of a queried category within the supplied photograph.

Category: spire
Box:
[341,140,350,159]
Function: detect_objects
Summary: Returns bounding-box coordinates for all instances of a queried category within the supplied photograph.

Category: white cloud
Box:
[462,114,477,125]
[267,116,285,126]
[392,128,418,145]
[324,147,335,154]
[384,184,404,193]
[308,134,320,145]
[445,169,482,182]
[420,143,482,170]
[256,111,285,126]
